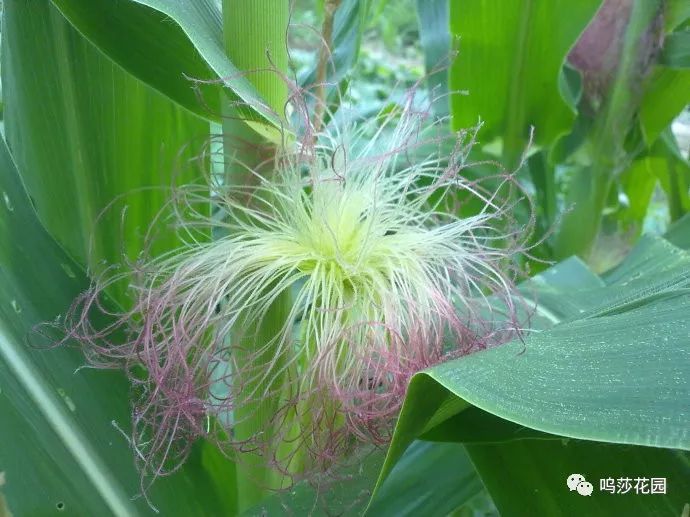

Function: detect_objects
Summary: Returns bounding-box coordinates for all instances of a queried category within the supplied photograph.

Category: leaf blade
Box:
[370,236,690,516]
[0,132,237,516]
[467,439,690,516]
[2,0,209,287]
[448,0,601,166]
[51,0,282,130]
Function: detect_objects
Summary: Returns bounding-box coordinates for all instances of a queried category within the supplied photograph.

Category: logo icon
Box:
[567,474,593,496]
[567,473,586,491]
[577,481,594,496]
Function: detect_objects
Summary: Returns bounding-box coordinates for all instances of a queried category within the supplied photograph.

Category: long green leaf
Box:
[448,0,601,167]
[51,0,282,132]
[467,439,690,516]
[638,8,690,145]
[415,0,451,116]
[0,135,234,516]
[2,0,209,288]
[370,235,690,514]
[420,405,689,515]
[604,233,690,284]
[244,441,484,517]
[366,441,484,516]
[639,67,690,145]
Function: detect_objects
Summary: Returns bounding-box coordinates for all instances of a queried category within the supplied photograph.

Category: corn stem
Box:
[222,0,290,510]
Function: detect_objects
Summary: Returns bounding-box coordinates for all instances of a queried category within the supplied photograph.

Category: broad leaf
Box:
[605,233,690,284]
[448,0,601,167]
[639,16,690,144]
[467,439,690,516]
[639,67,690,145]
[366,441,485,516]
[245,441,484,517]
[415,0,451,116]
[370,235,690,515]
[2,0,209,291]
[51,0,282,130]
[0,136,234,516]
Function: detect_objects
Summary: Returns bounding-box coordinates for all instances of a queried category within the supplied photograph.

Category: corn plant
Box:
[0,1,689,516]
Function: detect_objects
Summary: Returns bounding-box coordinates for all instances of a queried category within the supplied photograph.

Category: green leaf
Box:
[366,441,485,517]
[516,256,604,326]
[666,0,690,32]
[448,0,601,167]
[559,63,584,111]
[649,130,690,221]
[51,0,282,131]
[242,447,382,516]
[660,30,690,67]
[602,234,688,284]
[524,151,557,257]
[639,67,690,145]
[665,212,690,249]
[2,0,209,291]
[415,0,451,116]
[244,441,484,517]
[0,135,234,516]
[466,439,690,516]
[370,235,690,514]
[617,157,661,237]
[637,9,690,146]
